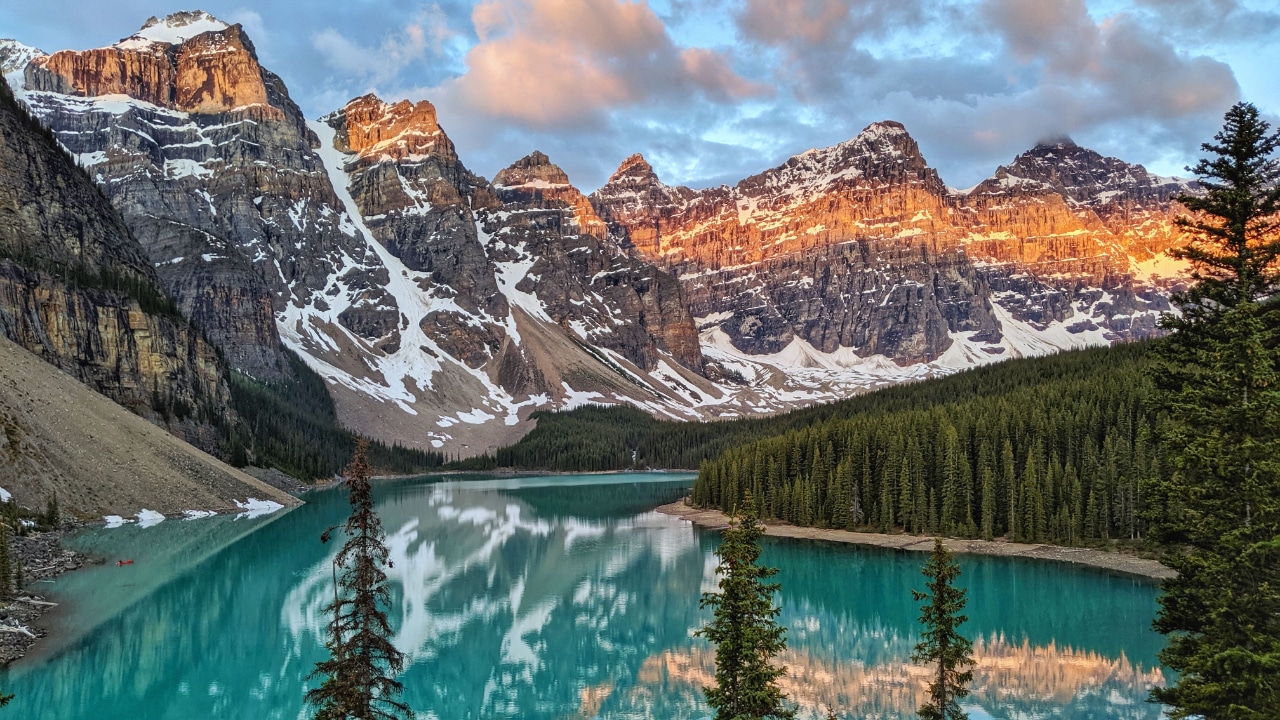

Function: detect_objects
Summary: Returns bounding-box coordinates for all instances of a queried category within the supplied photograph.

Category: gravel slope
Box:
[0,334,300,518]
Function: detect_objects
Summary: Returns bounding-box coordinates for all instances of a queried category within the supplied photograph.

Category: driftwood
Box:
[16,597,56,607]
[0,625,35,638]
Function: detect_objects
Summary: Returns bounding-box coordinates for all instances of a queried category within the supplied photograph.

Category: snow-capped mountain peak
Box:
[5,9,1202,458]
[0,39,44,77]
[124,11,229,47]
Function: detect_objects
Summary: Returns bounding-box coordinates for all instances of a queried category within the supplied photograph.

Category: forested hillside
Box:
[466,339,1155,543]
[692,342,1156,546]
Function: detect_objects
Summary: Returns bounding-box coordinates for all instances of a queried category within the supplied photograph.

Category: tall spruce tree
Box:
[1147,102,1280,719]
[911,539,974,720]
[697,495,795,720]
[306,440,410,720]
[0,523,11,600]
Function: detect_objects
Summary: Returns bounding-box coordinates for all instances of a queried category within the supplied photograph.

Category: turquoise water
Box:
[5,473,1167,719]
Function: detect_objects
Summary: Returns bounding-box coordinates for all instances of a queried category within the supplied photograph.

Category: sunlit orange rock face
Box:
[960,140,1188,270]
[494,151,609,239]
[591,123,1002,359]
[596,122,958,271]
[26,24,275,117]
[591,127,1190,360]
[336,95,445,160]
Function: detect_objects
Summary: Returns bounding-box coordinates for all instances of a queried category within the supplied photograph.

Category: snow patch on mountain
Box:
[302,121,569,431]
[123,11,229,48]
[0,39,44,87]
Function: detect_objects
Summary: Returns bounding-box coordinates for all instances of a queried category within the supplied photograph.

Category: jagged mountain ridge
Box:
[590,124,1190,372]
[2,11,1195,457]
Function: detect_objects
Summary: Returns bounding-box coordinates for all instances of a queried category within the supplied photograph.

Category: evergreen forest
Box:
[689,341,1159,546]
[469,341,1164,547]
[460,341,1153,478]
[223,349,446,480]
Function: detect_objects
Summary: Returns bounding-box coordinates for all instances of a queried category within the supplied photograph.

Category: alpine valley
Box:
[0,10,1194,460]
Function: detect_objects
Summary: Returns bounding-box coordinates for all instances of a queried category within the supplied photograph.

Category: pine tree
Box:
[911,539,975,720]
[697,495,795,720]
[1147,102,1280,719]
[306,440,410,720]
[979,467,996,541]
[0,525,10,600]
[1001,439,1018,541]
[940,425,961,535]
[44,494,59,529]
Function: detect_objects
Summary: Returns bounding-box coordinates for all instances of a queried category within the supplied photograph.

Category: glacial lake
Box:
[5,473,1167,719]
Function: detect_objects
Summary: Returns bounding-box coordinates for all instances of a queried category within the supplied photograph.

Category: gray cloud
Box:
[1134,0,1280,43]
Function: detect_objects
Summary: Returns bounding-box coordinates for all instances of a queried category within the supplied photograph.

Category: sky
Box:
[3,0,1278,191]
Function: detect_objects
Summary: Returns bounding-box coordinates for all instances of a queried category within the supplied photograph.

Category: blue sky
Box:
[4,0,1277,191]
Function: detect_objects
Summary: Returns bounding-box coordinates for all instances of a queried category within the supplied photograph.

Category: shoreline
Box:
[10,500,302,666]
[2,524,91,666]
[656,498,1175,581]
[371,467,699,482]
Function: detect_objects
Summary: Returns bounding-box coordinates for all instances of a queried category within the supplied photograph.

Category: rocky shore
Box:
[1,525,90,665]
[657,498,1175,581]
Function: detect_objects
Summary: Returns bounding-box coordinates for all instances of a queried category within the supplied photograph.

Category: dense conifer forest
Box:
[465,340,1158,550]
[224,350,445,480]
[690,341,1157,545]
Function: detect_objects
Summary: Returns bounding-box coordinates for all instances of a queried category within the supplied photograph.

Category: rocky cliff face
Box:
[307,98,715,450]
[12,13,358,382]
[25,12,274,116]
[485,151,703,374]
[957,139,1187,337]
[0,79,229,450]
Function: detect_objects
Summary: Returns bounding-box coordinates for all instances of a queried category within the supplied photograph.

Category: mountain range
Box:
[0,10,1193,459]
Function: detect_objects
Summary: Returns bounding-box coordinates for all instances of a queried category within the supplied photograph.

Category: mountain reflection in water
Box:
[5,474,1164,720]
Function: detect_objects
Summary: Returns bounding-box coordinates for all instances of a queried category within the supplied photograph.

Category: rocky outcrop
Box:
[15,12,362,382]
[0,79,229,449]
[25,13,276,117]
[485,151,703,373]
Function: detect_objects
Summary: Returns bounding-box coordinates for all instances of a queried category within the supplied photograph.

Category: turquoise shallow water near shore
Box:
[5,473,1166,718]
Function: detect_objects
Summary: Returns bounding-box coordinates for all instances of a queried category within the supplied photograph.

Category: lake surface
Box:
[6,473,1167,719]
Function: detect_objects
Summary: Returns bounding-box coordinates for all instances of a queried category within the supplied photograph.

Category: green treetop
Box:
[1169,102,1280,320]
